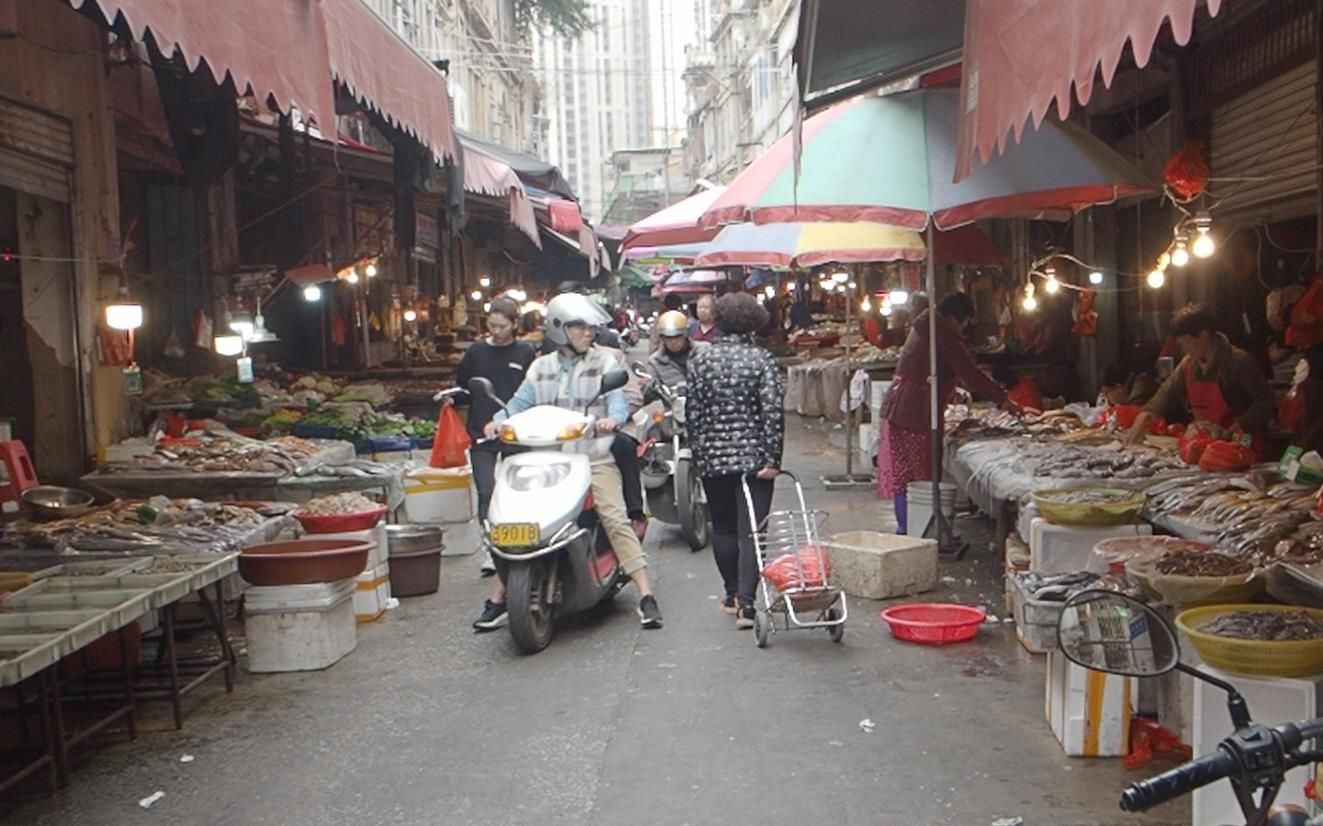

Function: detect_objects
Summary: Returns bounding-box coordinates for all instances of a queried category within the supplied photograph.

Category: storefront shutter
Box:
[0,95,72,203]
[1210,60,1317,225]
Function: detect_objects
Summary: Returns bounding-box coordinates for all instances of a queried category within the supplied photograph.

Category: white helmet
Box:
[544,293,609,347]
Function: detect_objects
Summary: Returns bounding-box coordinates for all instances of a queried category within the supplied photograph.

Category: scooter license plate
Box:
[491,523,539,547]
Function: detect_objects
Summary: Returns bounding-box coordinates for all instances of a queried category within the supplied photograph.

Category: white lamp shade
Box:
[105,302,143,331]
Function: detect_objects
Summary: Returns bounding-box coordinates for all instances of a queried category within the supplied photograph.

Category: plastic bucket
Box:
[388,549,442,597]
[906,482,957,538]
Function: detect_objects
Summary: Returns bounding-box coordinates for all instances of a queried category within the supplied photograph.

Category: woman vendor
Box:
[877,292,1020,533]
[1125,303,1275,453]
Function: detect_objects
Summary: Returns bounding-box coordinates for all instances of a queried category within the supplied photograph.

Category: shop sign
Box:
[233,266,277,294]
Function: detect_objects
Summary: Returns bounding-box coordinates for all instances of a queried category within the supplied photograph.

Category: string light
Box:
[479,275,492,288]
[403,309,417,322]
[1192,211,1216,258]
[1043,267,1060,294]
[1089,271,1104,285]
[890,290,909,306]
[861,297,871,312]
[763,286,774,299]
[880,297,893,317]
[830,270,849,284]
[470,289,482,301]
[1171,231,1190,268]
[365,263,378,278]
[1022,281,1037,312]
[346,271,360,285]
[302,285,322,302]
[1147,268,1166,289]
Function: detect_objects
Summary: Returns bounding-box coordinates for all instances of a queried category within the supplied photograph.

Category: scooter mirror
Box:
[1057,590,1179,678]
[468,377,498,402]
[630,361,648,377]
[599,369,629,395]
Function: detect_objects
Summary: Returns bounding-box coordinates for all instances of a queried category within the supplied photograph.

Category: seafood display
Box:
[301,492,379,516]
[1154,551,1253,577]
[1,498,279,554]
[99,431,331,476]
[1012,570,1139,602]
[1199,610,1323,641]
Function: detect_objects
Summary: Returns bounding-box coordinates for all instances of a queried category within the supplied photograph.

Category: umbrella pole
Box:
[928,226,963,557]
[823,271,873,489]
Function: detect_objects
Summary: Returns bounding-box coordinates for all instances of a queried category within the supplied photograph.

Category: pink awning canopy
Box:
[321,0,456,163]
[462,145,541,247]
[70,0,335,127]
[956,0,1223,180]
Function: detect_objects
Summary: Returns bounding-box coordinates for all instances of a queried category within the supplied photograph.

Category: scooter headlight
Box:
[504,462,572,491]
[557,422,588,441]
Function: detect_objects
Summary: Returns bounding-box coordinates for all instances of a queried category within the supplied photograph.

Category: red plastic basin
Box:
[293,504,388,534]
[880,603,986,645]
[239,538,372,586]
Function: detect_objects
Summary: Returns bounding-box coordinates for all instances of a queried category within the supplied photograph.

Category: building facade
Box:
[683,0,798,184]
[533,0,654,222]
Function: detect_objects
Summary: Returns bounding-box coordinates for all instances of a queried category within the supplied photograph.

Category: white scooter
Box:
[468,372,631,654]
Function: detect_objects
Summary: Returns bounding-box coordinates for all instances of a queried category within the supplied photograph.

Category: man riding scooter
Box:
[646,310,708,386]
[478,293,663,630]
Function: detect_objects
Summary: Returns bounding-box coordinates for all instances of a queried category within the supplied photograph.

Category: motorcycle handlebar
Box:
[1121,748,1238,812]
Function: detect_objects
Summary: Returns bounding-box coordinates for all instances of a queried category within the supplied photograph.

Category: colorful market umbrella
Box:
[699,88,1151,231]
[622,186,727,250]
[694,221,925,268]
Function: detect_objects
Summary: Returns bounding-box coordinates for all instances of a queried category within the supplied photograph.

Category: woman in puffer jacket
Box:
[686,292,785,629]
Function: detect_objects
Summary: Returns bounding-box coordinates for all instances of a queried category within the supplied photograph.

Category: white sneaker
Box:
[480,551,497,578]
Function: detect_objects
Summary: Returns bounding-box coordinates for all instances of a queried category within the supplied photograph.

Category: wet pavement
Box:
[1,420,1184,826]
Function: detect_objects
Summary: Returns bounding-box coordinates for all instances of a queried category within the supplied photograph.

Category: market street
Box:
[2,423,1180,826]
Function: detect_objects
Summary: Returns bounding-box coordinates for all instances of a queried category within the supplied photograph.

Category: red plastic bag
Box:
[1287,276,1323,348]
[1199,440,1254,473]
[428,405,472,469]
[1105,404,1143,429]
[1007,376,1043,412]
[761,545,831,592]
[1163,140,1209,200]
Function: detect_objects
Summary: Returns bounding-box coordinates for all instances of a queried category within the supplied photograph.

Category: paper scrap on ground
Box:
[139,791,166,809]
[180,755,194,763]
[858,718,876,733]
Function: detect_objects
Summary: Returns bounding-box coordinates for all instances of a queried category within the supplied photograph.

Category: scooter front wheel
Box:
[507,560,556,654]
[676,458,710,551]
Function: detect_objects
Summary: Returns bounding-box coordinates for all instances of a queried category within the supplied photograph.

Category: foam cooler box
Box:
[1028,518,1151,574]
[313,522,388,572]
[1046,649,1133,756]
[403,466,474,524]
[354,561,391,622]
[243,579,357,672]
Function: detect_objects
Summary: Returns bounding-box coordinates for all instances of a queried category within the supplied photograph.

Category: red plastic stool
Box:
[0,440,38,516]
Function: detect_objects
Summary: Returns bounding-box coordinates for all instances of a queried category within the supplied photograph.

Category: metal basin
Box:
[21,486,96,521]
[386,524,444,556]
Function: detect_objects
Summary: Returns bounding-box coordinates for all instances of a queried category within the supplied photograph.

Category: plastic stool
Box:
[0,440,38,515]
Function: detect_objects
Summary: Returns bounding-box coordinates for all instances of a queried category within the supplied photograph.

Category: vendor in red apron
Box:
[1125,304,1275,456]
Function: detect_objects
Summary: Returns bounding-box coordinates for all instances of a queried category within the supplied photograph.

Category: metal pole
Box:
[927,223,948,549]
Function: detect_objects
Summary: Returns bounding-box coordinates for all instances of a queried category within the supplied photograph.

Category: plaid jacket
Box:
[499,347,630,460]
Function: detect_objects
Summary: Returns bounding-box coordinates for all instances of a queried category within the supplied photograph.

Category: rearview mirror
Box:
[1057,590,1179,678]
[630,360,649,378]
[468,377,498,402]
[599,369,629,395]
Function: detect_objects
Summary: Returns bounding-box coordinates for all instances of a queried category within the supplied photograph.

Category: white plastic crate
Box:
[353,561,391,623]
[243,579,356,672]
[1046,649,1133,756]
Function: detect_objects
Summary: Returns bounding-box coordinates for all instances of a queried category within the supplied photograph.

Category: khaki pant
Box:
[591,461,646,575]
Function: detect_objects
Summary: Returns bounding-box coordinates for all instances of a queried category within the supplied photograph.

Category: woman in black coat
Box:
[686,293,785,628]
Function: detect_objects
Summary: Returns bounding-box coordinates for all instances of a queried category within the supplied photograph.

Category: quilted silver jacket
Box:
[686,335,784,478]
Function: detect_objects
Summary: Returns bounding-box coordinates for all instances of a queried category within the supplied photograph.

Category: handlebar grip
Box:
[1120,748,1238,812]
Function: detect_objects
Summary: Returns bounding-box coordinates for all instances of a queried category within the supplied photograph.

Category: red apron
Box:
[1185,362,1263,459]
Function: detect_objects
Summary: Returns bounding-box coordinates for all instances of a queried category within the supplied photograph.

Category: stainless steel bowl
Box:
[21,485,96,520]
[385,524,444,556]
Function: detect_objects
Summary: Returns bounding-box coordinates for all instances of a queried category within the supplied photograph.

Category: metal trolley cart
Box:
[744,471,847,647]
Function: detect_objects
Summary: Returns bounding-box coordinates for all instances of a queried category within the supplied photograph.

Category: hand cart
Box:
[744,471,848,647]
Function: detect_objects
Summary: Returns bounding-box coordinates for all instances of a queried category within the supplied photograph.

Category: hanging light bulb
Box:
[1157,251,1171,271]
[1022,281,1037,312]
[403,309,417,322]
[786,281,797,292]
[105,287,143,331]
[1147,268,1166,289]
[861,298,872,312]
[303,285,322,302]
[890,290,909,306]
[1192,211,1216,258]
[1171,230,1191,267]
[346,271,360,285]
[483,302,491,313]
[880,298,893,317]
[831,270,850,284]
[365,262,378,278]
[479,275,492,288]
[1089,270,1104,285]
[763,286,774,299]
[1043,273,1060,294]
[847,281,857,290]
[213,334,244,357]
[470,289,482,301]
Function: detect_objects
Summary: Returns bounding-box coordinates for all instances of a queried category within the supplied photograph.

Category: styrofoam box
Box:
[244,579,357,673]
[313,522,388,572]
[1193,666,1323,826]
[1028,518,1151,574]
[354,561,391,623]
[1046,649,1133,757]
[404,467,475,524]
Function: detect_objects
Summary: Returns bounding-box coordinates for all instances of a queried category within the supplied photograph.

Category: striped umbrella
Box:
[700,88,1151,231]
[622,186,727,250]
[693,221,925,268]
